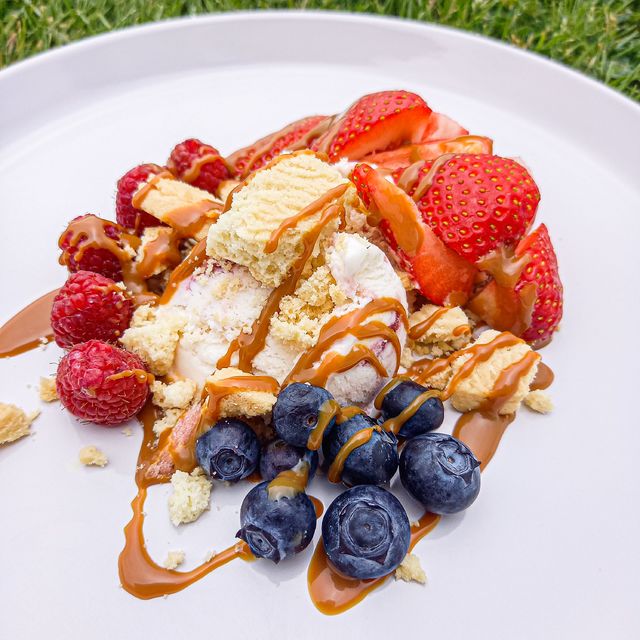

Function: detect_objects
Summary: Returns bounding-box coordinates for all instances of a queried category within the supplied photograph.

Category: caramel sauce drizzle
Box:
[216,198,344,371]
[158,238,207,305]
[531,362,554,390]
[336,406,366,423]
[267,460,310,498]
[397,153,455,203]
[0,288,59,358]
[118,402,254,600]
[264,183,349,254]
[452,350,540,469]
[326,426,379,483]
[180,153,235,185]
[58,215,160,306]
[308,399,340,450]
[408,306,451,340]
[131,171,176,210]
[453,324,471,337]
[106,369,155,385]
[284,298,408,386]
[307,511,441,616]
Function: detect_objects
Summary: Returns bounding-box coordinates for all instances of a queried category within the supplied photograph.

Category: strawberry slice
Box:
[395,153,540,264]
[467,224,563,346]
[350,163,477,305]
[312,91,433,162]
[421,112,469,142]
[227,114,330,178]
[365,135,493,172]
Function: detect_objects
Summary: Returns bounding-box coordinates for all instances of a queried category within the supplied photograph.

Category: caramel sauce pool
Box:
[0,288,59,358]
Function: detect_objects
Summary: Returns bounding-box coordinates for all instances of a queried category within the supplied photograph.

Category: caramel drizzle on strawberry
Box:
[397,153,456,202]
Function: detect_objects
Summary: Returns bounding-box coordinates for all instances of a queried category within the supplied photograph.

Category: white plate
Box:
[1,11,639,640]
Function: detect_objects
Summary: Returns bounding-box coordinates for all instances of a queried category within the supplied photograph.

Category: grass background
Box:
[1,0,638,100]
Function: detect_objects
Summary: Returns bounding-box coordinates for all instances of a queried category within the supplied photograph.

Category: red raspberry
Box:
[116,163,165,234]
[167,138,230,194]
[56,340,150,425]
[58,214,132,281]
[51,271,133,349]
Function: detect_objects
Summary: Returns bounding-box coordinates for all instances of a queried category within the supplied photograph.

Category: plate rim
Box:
[2,9,638,115]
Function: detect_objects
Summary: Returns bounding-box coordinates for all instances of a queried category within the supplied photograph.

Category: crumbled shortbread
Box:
[207,152,348,287]
[448,330,539,414]
[78,445,108,467]
[207,367,278,418]
[38,376,58,402]
[136,178,221,239]
[408,304,471,356]
[168,467,212,526]
[135,227,174,277]
[151,379,197,410]
[120,305,186,375]
[203,549,218,563]
[163,550,185,570]
[121,427,133,437]
[395,553,427,584]
[153,408,183,436]
[524,390,554,414]
[0,403,40,444]
[271,265,338,348]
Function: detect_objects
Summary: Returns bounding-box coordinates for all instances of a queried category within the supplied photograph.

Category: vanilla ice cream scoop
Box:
[166,232,407,407]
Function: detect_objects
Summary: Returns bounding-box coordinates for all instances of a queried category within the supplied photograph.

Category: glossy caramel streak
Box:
[264,183,349,254]
[307,512,440,615]
[531,362,554,390]
[381,389,441,435]
[326,427,376,483]
[284,298,407,385]
[444,332,525,399]
[217,202,343,371]
[408,306,451,340]
[308,399,340,450]
[0,288,58,358]
[159,238,207,304]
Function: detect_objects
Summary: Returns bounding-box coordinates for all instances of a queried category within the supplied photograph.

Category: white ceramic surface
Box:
[1,11,639,640]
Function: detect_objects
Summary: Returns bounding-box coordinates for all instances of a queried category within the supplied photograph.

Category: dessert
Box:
[78,445,108,467]
[0,89,562,614]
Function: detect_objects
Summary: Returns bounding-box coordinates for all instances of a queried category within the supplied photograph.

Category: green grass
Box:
[1,0,639,100]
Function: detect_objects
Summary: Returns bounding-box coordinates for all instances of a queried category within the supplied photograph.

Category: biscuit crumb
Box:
[38,376,58,402]
[168,468,212,526]
[524,389,554,414]
[203,549,218,563]
[395,553,426,584]
[207,368,277,418]
[163,550,185,570]
[151,378,197,410]
[120,305,186,375]
[79,445,108,467]
[121,427,133,437]
[153,408,183,436]
[0,403,40,444]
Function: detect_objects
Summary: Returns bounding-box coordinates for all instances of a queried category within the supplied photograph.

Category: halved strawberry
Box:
[421,112,469,142]
[467,224,563,346]
[312,91,433,161]
[365,135,493,172]
[350,163,477,305]
[227,115,329,178]
[396,153,540,264]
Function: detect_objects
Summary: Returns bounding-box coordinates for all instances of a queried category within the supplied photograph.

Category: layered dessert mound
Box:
[0,89,563,615]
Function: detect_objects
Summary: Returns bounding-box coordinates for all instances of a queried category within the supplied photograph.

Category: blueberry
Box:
[273,383,335,448]
[237,481,316,563]
[195,419,260,482]
[400,433,481,515]
[322,413,398,487]
[259,439,318,482]
[379,380,444,439]
[322,485,410,579]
